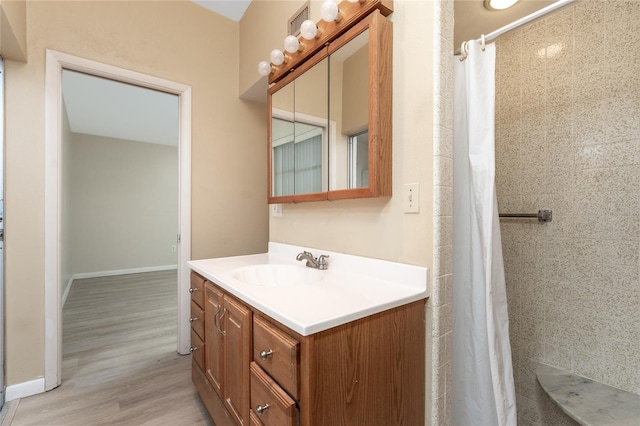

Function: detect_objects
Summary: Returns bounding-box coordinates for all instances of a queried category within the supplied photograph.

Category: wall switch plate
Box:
[171,244,177,253]
[404,183,419,213]
[271,204,282,217]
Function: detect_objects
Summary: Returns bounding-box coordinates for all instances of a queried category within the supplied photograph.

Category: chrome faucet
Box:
[296,251,329,270]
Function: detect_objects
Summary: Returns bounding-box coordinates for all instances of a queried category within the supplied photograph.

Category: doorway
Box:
[44,50,192,391]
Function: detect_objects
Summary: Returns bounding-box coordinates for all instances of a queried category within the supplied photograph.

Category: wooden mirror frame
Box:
[267,7,392,204]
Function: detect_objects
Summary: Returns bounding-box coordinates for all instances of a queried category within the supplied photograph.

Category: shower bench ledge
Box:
[536,363,640,426]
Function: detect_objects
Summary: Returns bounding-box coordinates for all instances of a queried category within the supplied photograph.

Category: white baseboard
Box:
[72,265,178,280]
[6,378,45,401]
[62,265,178,307]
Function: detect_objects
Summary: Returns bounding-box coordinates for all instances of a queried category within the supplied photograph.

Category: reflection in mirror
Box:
[329,29,369,191]
[293,57,329,195]
[271,81,294,197]
[270,57,329,198]
[348,131,369,188]
[272,117,295,196]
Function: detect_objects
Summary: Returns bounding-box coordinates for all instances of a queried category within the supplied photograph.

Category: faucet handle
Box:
[318,255,330,270]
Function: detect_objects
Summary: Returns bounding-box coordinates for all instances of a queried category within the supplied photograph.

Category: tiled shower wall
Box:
[495,1,640,424]
[432,1,454,425]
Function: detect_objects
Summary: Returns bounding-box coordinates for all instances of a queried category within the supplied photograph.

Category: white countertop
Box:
[188,242,429,336]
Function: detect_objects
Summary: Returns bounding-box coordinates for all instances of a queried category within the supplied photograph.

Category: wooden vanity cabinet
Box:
[204,281,252,426]
[191,271,426,426]
[204,285,224,397]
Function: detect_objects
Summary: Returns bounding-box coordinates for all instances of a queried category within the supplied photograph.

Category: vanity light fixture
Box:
[284,35,302,54]
[320,0,341,23]
[300,19,319,40]
[483,0,519,11]
[257,0,394,79]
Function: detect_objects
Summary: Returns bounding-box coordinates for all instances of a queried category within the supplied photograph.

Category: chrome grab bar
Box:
[499,209,552,222]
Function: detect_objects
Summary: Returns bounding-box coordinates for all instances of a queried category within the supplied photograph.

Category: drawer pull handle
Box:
[259,349,273,360]
[189,317,199,323]
[188,287,198,293]
[256,403,270,415]
[189,346,200,353]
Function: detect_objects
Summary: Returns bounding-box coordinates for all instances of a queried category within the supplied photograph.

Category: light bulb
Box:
[270,49,285,66]
[300,20,318,40]
[258,60,272,76]
[483,0,519,10]
[320,0,339,22]
[284,35,300,54]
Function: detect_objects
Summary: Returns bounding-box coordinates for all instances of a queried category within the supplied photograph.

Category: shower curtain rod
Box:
[454,0,576,55]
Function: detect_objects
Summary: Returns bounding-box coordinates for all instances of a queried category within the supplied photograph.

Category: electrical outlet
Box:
[271,204,282,217]
[171,244,177,253]
[404,183,419,213]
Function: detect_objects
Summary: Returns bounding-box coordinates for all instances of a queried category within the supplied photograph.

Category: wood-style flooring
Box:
[3,271,212,426]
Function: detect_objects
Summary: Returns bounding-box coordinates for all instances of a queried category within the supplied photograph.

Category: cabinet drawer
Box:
[190,329,205,371]
[250,362,297,426]
[190,271,205,308]
[190,300,205,340]
[253,316,300,400]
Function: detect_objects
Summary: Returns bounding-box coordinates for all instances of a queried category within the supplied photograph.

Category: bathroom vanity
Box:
[188,243,428,426]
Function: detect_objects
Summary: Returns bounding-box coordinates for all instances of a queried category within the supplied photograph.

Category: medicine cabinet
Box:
[267,9,392,204]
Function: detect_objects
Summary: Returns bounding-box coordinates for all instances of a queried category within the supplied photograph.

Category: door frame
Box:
[44,50,192,390]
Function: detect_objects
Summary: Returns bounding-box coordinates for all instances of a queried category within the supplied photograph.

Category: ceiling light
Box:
[483,0,519,11]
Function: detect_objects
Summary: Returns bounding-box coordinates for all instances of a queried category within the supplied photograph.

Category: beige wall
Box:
[341,44,368,135]
[495,1,640,424]
[241,0,437,423]
[5,0,268,386]
[244,0,434,267]
[0,0,27,61]
[69,134,178,274]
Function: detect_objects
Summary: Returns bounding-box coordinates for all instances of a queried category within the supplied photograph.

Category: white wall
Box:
[69,133,178,275]
[5,0,268,387]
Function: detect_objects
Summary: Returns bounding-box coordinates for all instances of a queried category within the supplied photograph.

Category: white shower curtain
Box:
[452,41,516,426]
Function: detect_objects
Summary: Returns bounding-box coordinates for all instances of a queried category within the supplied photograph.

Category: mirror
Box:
[270,56,329,200]
[268,10,391,204]
[329,29,370,191]
[271,82,294,197]
[294,57,329,195]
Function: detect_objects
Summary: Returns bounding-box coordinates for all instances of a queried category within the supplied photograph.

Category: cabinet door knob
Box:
[188,287,198,293]
[256,403,270,415]
[189,346,200,353]
[189,317,199,323]
[259,349,273,360]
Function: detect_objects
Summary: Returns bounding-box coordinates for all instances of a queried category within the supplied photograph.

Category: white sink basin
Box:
[232,264,323,287]
[189,242,429,335]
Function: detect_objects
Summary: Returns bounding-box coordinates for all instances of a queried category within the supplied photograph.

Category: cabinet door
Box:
[223,295,252,426]
[205,284,225,398]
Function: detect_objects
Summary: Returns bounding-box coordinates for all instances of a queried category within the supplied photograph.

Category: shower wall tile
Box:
[496,2,638,421]
[545,343,572,372]
[433,156,453,187]
[497,2,640,399]
[433,1,454,424]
